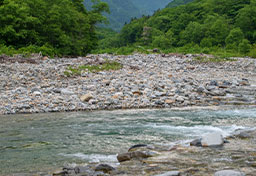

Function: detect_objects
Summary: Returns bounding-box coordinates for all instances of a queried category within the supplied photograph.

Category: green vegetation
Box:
[192,56,237,63]
[0,0,108,56]
[96,0,256,58]
[64,60,122,77]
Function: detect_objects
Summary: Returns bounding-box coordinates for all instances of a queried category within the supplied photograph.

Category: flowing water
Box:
[0,107,256,175]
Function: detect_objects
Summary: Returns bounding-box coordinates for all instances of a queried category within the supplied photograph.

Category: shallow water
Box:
[0,107,256,174]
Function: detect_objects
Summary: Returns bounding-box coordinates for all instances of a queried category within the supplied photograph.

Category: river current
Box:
[0,107,256,174]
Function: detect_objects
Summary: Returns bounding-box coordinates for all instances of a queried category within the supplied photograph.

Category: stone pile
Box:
[0,54,256,115]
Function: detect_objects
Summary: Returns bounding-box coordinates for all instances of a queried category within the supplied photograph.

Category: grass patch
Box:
[64,60,122,77]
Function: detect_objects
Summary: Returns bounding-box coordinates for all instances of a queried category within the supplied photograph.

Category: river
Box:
[0,107,256,175]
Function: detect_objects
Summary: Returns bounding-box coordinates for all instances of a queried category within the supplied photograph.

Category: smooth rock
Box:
[201,132,224,147]
[154,171,180,176]
[33,91,41,96]
[214,170,245,176]
[61,89,74,95]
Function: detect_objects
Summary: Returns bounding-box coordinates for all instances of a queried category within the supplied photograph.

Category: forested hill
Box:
[0,0,108,56]
[84,0,170,31]
[101,0,256,56]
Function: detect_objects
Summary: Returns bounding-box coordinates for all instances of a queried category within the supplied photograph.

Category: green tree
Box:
[238,39,251,54]
[225,28,244,49]
[236,2,256,42]
[179,22,204,45]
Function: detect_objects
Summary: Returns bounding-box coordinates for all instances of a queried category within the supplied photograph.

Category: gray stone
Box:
[154,171,180,176]
[33,91,41,96]
[201,132,224,147]
[95,164,115,173]
[214,170,245,176]
[61,89,74,95]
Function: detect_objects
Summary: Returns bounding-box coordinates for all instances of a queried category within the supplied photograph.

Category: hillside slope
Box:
[84,0,171,31]
[115,0,255,54]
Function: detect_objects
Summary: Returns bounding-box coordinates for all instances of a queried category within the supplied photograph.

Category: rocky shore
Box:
[53,128,256,176]
[0,53,256,115]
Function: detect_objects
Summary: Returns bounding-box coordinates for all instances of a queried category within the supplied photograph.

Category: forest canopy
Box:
[0,0,108,56]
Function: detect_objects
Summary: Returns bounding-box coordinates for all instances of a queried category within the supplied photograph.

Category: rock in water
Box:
[80,93,93,102]
[201,132,224,147]
[190,138,202,147]
[214,170,245,176]
[95,164,115,173]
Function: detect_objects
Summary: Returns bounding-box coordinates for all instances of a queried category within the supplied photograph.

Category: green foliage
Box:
[0,0,108,56]
[225,28,244,48]
[0,44,55,57]
[152,35,172,49]
[248,44,256,58]
[64,60,122,77]
[238,39,251,54]
[193,56,236,63]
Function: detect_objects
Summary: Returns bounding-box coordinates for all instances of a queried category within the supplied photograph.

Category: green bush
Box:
[238,39,251,54]
[249,44,256,58]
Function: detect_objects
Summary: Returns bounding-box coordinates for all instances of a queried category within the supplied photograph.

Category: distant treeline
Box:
[96,0,256,57]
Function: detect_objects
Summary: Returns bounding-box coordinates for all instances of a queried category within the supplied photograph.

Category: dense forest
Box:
[84,0,170,31]
[1,0,256,57]
[96,0,256,57]
[0,0,108,56]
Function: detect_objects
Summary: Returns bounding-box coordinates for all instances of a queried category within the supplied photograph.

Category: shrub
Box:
[238,39,251,54]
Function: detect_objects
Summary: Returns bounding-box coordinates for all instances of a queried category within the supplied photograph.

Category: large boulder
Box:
[214,170,245,176]
[201,132,224,147]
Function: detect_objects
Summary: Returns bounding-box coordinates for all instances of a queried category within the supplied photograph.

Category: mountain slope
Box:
[84,0,171,31]
[166,0,194,8]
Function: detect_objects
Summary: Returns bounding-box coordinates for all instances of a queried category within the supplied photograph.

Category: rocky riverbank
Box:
[0,54,256,115]
[53,128,256,176]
